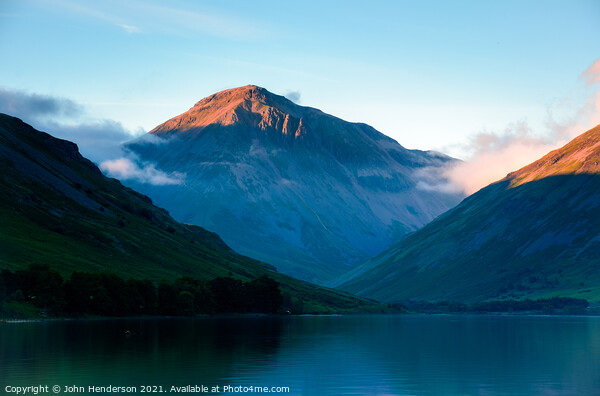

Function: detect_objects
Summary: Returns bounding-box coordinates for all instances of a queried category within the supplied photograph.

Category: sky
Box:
[1,0,599,193]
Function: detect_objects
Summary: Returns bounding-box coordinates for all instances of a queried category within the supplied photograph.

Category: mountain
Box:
[124,85,463,283]
[0,113,386,314]
[335,124,600,304]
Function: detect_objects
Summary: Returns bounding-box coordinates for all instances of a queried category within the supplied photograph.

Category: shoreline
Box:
[2,310,600,324]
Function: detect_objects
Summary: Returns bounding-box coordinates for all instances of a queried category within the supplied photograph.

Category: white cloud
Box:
[414,166,464,195]
[119,24,140,34]
[100,157,184,186]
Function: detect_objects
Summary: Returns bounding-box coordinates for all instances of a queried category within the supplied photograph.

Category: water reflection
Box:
[1,315,599,395]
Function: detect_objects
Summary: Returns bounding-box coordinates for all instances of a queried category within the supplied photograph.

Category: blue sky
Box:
[1,0,599,191]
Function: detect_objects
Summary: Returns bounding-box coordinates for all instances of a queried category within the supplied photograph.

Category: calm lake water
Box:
[1,315,599,395]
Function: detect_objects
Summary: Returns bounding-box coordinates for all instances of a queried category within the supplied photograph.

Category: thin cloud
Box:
[47,0,140,34]
[442,58,600,195]
[0,88,82,120]
[415,170,464,195]
[135,2,266,40]
[47,0,265,40]
[284,90,302,103]
[582,58,600,85]
[133,133,171,145]
[119,24,141,34]
[100,157,184,185]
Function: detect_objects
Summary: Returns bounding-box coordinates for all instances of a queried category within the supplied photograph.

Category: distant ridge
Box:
[125,85,463,283]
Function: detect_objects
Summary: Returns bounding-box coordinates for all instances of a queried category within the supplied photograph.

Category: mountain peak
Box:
[127,86,463,283]
[194,85,271,107]
[149,85,304,137]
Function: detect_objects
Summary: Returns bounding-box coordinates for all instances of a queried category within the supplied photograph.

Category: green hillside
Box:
[336,124,600,305]
[0,114,385,314]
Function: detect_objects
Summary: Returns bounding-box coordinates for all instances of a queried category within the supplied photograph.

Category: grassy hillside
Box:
[0,114,386,314]
[337,124,600,305]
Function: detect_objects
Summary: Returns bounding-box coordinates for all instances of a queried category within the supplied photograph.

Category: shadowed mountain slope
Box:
[335,124,600,304]
[0,114,386,313]
[124,85,462,283]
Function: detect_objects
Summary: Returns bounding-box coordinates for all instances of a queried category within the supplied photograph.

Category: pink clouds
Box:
[443,58,600,195]
[445,140,563,195]
[582,58,600,86]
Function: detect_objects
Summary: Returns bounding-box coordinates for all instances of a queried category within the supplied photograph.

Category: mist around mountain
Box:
[0,113,387,314]
[121,85,463,284]
[335,124,600,304]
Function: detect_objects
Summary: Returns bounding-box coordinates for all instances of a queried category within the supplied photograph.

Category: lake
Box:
[1,315,599,395]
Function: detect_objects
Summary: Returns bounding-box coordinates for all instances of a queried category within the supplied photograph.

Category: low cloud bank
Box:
[100,157,185,185]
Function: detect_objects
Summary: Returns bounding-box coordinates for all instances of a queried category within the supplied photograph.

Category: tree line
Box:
[400,297,589,314]
[0,264,284,317]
